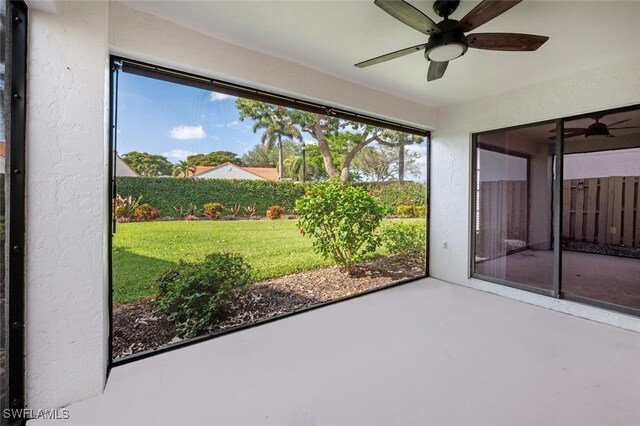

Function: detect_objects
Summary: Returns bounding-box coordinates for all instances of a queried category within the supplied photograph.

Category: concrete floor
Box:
[476,250,640,309]
[32,278,640,426]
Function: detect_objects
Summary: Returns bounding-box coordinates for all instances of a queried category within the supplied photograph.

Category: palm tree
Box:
[173,160,195,177]
[251,107,302,179]
[284,154,322,181]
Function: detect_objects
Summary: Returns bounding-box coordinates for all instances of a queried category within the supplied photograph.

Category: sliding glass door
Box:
[472,105,640,316]
[561,109,640,311]
[473,122,556,293]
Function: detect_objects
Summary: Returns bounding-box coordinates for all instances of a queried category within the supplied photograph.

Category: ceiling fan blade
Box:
[355,44,426,68]
[467,33,548,51]
[608,125,640,130]
[374,0,440,35]
[605,119,631,127]
[564,130,588,138]
[427,61,448,82]
[457,0,522,33]
[549,127,585,133]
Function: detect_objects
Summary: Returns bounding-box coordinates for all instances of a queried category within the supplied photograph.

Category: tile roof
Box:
[186,162,279,181]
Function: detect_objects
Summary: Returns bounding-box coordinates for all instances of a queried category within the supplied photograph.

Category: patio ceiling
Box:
[120,1,640,108]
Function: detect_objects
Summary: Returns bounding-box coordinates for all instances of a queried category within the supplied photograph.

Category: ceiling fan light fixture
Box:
[425,30,468,62]
[585,121,613,138]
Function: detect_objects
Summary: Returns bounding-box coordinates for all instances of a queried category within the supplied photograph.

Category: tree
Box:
[121,151,173,176]
[351,146,395,182]
[241,139,297,168]
[236,99,302,179]
[287,110,388,184]
[376,131,425,183]
[352,143,423,182]
[283,153,324,181]
[186,151,242,167]
[173,161,196,177]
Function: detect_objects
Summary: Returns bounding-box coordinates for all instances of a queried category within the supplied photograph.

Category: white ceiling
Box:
[120,1,640,108]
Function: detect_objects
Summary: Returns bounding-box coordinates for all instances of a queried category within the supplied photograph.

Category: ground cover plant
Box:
[112,218,424,305]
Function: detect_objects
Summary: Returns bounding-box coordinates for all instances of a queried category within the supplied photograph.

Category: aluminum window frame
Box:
[470,104,640,318]
[108,56,432,367]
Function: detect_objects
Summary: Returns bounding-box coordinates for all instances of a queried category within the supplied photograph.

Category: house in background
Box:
[187,162,279,181]
[114,154,138,177]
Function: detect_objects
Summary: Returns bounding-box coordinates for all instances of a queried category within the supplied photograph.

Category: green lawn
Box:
[112,218,423,305]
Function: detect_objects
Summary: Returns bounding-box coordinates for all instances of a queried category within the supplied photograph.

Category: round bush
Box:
[156,252,253,338]
[296,180,385,270]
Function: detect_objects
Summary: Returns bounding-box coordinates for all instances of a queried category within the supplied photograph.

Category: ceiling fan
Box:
[549,115,640,139]
[355,0,549,82]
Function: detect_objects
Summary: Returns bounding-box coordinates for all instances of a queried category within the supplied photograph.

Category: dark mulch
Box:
[112,254,425,359]
[562,240,640,259]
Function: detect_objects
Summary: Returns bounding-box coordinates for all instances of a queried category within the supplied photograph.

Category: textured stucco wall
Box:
[430,54,640,331]
[25,1,109,409]
[22,0,640,411]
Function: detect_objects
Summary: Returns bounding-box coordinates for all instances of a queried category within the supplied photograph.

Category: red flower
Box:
[298,228,306,236]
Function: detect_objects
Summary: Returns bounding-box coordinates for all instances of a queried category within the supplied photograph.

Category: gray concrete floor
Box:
[476,250,640,308]
[32,278,640,426]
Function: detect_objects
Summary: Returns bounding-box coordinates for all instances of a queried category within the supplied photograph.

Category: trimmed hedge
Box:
[116,177,307,217]
[115,177,427,218]
[360,182,426,214]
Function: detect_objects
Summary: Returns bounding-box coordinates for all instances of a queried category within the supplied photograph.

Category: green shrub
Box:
[296,180,385,270]
[394,205,427,218]
[156,252,253,338]
[266,205,284,219]
[396,205,415,217]
[361,182,426,212]
[116,177,307,217]
[114,194,142,219]
[203,202,225,219]
[381,222,426,257]
[134,204,160,221]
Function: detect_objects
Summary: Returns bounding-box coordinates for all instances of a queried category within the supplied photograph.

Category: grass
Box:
[112,218,424,305]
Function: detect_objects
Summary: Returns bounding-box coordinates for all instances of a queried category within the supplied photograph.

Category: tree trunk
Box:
[398,142,405,184]
[340,130,373,185]
[313,115,338,178]
[277,135,284,179]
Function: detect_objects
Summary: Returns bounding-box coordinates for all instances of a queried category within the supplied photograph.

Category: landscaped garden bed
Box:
[112,180,427,359]
[112,253,424,359]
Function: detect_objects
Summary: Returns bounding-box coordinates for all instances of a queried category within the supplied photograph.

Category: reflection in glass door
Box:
[561,109,640,311]
[473,122,556,293]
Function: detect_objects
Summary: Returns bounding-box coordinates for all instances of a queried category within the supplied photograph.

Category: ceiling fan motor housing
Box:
[425,19,468,62]
[586,121,613,138]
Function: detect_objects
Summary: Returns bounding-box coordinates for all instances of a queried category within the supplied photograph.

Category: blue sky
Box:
[116,72,261,163]
[115,71,427,181]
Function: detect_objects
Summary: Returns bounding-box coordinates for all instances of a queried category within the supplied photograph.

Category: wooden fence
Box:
[563,176,639,248]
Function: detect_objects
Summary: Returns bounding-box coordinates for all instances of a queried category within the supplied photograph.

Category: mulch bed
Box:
[562,240,640,259]
[112,254,425,359]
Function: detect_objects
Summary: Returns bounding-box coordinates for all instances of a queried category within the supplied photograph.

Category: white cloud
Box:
[226,120,241,127]
[170,125,206,140]
[210,92,235,101]
[163,149,195,162]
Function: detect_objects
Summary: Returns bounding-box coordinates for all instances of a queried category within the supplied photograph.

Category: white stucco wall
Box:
[26,1,109,409]
[430,54,640,331]
[23,1,438,410]
[22,0,640,412]
[564,147,640,179]
[108,2,438,130]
